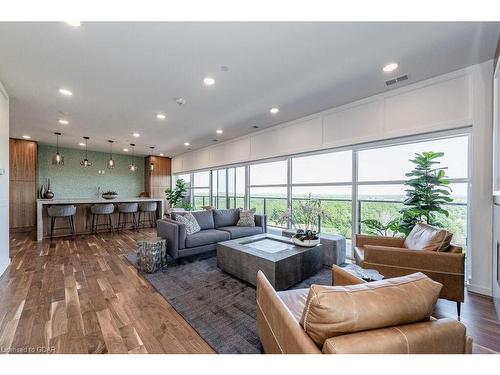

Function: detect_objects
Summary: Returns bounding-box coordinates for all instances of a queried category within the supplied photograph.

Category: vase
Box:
[44,190,54,199]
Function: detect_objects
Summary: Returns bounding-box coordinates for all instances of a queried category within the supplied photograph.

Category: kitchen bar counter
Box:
[37,197,164,241]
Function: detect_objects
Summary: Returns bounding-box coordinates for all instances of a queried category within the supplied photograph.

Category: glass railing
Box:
[192,195,467,246]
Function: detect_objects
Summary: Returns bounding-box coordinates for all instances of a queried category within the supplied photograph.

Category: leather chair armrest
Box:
[331,265,367,286]
[255,214,267,232]
[256,271,320,354]
[355,234,405,248]
[364,245,465,274]
[322,318,470,354]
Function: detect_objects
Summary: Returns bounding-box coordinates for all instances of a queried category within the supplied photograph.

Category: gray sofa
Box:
[157,208,267,260]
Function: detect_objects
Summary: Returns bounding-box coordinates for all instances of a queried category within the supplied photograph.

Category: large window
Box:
[291,151,353,238]
[173,131,470,264]
[249,160,288,227]
[357,135,469,250]
[192,171,210,209]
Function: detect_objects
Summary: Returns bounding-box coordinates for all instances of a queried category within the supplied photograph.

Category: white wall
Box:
[173,60,494,296]
[0,81,9,277]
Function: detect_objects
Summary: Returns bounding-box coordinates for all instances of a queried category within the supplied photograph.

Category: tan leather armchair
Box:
[256,268,472,354]
[354,234,465,315]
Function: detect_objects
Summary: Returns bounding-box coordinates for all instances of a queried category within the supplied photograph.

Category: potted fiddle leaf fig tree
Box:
[165,179,192,212]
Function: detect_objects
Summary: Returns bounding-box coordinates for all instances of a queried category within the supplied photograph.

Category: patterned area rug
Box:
[125,251,331,353]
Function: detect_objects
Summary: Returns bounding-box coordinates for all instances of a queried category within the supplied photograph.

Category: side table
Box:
[281,229,346,266]
[136,237,167,273]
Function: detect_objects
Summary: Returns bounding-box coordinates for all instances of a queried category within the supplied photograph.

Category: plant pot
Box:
[291,237,320,247]
[102,193,118,200]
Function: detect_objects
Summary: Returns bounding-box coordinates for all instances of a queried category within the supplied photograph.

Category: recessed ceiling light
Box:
[383,62,399,73]
[132,132,140,138]
[59,88,73,96]
[79,142,85,147]
[159,153,164,156]
[65,21,81,27]
[203,77,215,86]
[22,135,31,139]
[270,107,279,114]
[123,148,129,152]
[216,129,223,134]
[58,119,69,125]
[184,142,190,146]
[156,113,166,120]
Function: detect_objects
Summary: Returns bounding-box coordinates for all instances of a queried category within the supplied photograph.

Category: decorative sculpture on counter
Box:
[39,178,55,199]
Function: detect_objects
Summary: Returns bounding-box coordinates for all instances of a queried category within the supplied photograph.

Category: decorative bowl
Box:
[102,193,118,200]
[291,237,320,247]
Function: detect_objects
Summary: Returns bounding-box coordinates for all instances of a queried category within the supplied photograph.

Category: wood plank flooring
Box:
[1,230,214,354]
[1,230,499,354]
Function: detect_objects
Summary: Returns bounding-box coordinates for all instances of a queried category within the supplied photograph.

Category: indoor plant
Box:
[272,194,330,247]
[398,151,453,235]
[165,179,192,211]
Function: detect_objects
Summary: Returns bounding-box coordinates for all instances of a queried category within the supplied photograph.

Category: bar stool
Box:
[138,202,157,228]
[90,203,115,233]
[47,205,77,240]
[117,202,138,231]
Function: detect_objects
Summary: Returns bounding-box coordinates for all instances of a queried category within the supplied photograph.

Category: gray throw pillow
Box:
[237,208,256,227]
[176,212,201,235]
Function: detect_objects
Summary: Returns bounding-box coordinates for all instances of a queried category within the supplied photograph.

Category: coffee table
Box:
[217,233,323,290]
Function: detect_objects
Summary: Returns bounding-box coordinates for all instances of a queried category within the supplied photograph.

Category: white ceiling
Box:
[0,22,499,157]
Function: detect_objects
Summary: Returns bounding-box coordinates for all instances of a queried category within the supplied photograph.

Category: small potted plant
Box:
[271,194,330,247]
[292,229,321,247]
[102,190,119,200]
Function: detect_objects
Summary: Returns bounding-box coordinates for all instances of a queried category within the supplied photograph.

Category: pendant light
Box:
[107,140,115,169]
[80,137,92,167]
[128,143,137,172]
[149,146,155,171]
[52,132,64,165]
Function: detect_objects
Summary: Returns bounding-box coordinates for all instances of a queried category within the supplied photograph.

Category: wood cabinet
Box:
[144,156,171,199]
[9,138,37,232]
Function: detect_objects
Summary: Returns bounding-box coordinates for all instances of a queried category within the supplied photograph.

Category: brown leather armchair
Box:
[256,268,472,354]
[354,233,465,316]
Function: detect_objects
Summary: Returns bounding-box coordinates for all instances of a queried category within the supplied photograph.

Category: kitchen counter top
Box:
[37,197,163,204]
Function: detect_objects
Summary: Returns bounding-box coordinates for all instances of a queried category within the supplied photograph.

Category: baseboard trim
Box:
[467,284,492,296]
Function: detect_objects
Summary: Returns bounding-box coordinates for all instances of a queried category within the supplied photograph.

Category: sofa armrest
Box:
[256,271,320,354]
[331,265,367,286]
[156,219,186,259]
[322,318,470,354]
[255,214,267,232]
[363,245,465,274]
[355,234,405,248]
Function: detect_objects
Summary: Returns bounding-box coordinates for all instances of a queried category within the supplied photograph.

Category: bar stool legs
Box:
[49,213,76,240]
[137,211,156,228]
[117,211,138,231]
[91,213,114,234]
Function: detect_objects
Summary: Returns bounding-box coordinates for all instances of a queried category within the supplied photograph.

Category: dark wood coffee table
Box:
[217,233,323,290]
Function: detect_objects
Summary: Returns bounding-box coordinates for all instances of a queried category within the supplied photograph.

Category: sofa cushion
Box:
[299,272,442,347]
[185,229,230,248]
[191,210,215,230]
[175,212,201,235]
[213,208,240,228]
[278,288,309,322]
[218,225,263,239]
[404,223,452,252]
[237,208,256,227]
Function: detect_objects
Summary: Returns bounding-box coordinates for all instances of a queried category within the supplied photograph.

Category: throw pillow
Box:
[237,208,256,227]
[176,212,201,235]
[299,272,442,347]
[404,222,452,251]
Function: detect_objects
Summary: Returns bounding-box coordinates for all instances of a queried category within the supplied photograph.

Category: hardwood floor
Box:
[0,230,214,354]
[1,230,499,354]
